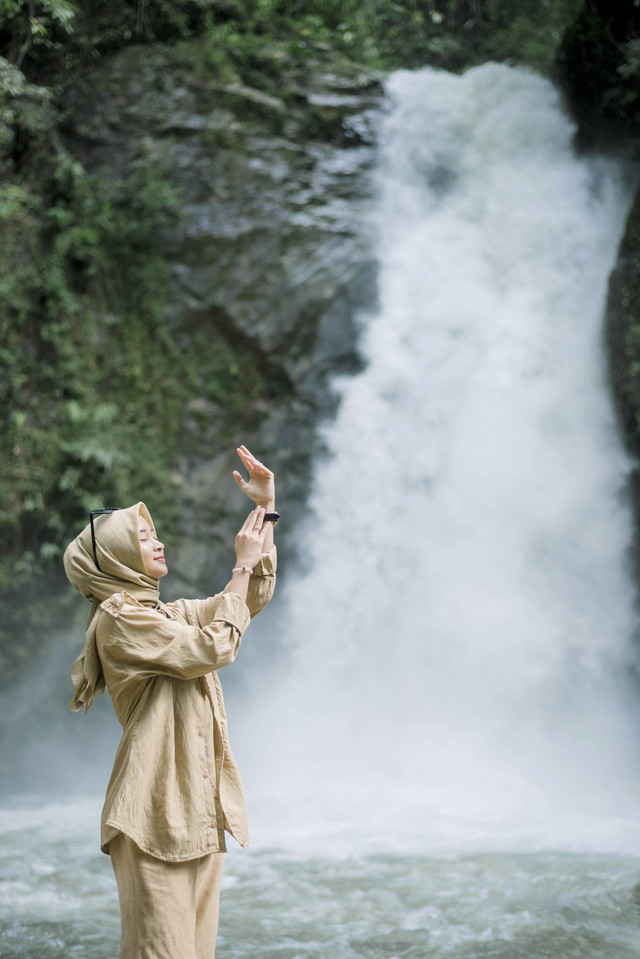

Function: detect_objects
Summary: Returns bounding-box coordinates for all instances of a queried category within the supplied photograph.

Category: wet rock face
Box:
[554,0,640,153]
[605,189,640,583]
[556,3,640,580]
[62,43,384,590]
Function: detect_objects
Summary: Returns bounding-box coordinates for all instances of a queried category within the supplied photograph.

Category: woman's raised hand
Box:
[232,445,275,508]
[234,506,271,570]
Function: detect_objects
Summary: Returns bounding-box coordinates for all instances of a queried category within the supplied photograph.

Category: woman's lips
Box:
[156,556,166,563]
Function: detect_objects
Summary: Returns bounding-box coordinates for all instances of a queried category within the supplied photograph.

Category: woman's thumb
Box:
[232,470,245,488]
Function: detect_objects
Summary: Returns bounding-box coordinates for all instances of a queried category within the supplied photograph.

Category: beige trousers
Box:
[109,833,225,959]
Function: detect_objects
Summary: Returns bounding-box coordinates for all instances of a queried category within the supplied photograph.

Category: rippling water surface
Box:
[3,797,640,958]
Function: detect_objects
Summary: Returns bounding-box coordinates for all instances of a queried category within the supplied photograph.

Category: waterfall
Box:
[237,63,640,846]
[6,63,640,959]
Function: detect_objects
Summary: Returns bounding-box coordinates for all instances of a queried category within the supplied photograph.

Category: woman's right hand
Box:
[234,505,271,570]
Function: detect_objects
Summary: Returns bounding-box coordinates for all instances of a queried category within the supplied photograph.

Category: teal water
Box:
[2,797,640,958]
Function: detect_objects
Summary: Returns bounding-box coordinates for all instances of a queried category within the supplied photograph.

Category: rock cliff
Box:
[556,1,640,578]
[41,39,382,658]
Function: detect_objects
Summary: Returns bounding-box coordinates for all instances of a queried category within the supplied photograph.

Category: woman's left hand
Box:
[232,445,275,507]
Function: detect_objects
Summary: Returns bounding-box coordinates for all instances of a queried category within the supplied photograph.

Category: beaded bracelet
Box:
[232,566,254,574]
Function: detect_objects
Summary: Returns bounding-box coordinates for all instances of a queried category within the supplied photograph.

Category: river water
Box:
[3,63,640,957]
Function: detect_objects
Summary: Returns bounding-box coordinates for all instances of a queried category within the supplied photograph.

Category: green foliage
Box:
[0,0,76,71]
[482,4,583,73]
[606,37,640,123]
[0,6,196,614]
[1,0,584,90]
[0,142,186,596]
[0,1,300,680]
[340,0,585,72]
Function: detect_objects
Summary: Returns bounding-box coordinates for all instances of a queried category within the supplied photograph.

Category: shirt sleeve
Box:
[98,592,251,681]
[225,544,277,619]
[177,545,277,625]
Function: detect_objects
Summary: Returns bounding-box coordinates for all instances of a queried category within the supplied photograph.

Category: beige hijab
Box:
[64,502,160,714]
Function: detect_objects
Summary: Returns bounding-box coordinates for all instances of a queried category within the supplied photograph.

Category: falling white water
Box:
[237,63,640,850]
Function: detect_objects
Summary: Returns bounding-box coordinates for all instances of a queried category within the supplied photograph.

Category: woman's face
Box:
[138,519,168,579]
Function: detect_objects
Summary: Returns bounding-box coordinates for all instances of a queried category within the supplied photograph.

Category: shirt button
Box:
[203,772,209,779]
[198,730,203,738]
[210,821,215,828]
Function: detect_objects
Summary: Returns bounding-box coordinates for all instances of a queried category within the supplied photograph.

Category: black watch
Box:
[264,511,280,526]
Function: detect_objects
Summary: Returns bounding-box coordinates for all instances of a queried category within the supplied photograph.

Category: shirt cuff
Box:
[252,545,277,577]
[210,591,251,634]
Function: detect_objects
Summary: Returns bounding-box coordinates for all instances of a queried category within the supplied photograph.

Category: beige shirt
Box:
[95,546,276,862]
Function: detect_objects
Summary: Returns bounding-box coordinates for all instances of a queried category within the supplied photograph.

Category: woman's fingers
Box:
[242,505,265,532]
[240,506,259,533]
[237,446,255,467]
[237,445,273,477]
[238,452,263,475]
[258,521,272,542]
[236,507,268,568]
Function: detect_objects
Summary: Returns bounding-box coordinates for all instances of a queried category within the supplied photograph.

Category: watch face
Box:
[264,512,280,525]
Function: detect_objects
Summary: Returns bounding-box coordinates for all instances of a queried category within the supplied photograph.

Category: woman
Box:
[63,445,278,959]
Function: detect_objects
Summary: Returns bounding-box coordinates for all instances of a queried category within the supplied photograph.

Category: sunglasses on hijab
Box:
[90,507,121,572]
